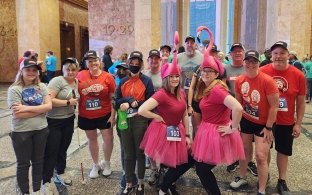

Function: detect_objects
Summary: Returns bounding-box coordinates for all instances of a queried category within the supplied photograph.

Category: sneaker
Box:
[276,179,291,195]
[247,161,258,176]
[89,164,100,179]
[227,161,239,173]
[136,184,145,195]
[54,173,72,186]
[230,176,248,190]
[41,182,58,195]
[121,185,134,195]
[100,160,112,177]
[168,183,179,195]
[147,169,159,185]
[257,192,265,195]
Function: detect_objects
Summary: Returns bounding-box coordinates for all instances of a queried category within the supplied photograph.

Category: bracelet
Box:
[67,100,70,106]
[185,134,190,138]
[265,126,272,131]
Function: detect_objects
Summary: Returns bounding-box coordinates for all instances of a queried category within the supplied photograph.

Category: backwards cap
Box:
[197,26,224,76]
[160,31,181,79]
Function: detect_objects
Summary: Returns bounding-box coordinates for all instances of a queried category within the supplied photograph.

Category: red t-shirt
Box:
[199,84,231,125]
[152,88,186,126]
[235,72,279,125]
[77,70,116,119]
[260,64,306,125]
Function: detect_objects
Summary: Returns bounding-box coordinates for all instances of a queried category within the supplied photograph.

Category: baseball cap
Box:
[203,40,219,52]
[270,41,288,51]
[230,43,245,52]
[129,51,143,61]
[185,35,195,42]
[19,59,41,70]
[159,45,172,53]
[244,50,260,62]
[84,50,99,59]
[289,51,298,59]
[148,49,160,58]
[62,57,79,65]
[116,63,129,69]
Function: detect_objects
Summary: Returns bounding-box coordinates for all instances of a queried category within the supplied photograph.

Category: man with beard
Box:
[144,49,162,91]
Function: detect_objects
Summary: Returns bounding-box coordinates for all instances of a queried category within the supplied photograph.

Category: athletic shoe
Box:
[230,176,248,190]
[136,184,145,195]
[227,161,239,173]
[100,160,112,177]
[121,185,134,195]
[89,164,100,179]
[54,173,72,186]
[147,169,159,185]
[169,183,179,195]
[41,182,58,195]
[248,161,258,176]
[276,179,291,195]
[257,192,265,195]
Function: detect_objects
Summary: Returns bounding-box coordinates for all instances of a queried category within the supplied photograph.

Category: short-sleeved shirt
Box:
[199,84,230,124]
[177,50,203,90]
[224,64,244,95]
[77,70,116,119]
[47,76,80,119]
[235,72,279,125]
[260,64,306,125]
[45,55,57,71]
[152,88,186,126]
[143,70,162,91]
[7,83,49,132]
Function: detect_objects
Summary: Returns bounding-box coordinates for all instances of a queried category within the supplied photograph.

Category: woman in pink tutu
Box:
[191,26,245,194]
[139,31,191,168]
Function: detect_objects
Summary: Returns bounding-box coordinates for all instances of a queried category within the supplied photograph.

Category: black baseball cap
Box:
[159,45,171,53]
[230,43,245,52]
[19,59,41,70]
[244,50,260,62]
[148,49,160,58]
[116,63,129,69]
[185,35,195,42]
[129,51,143,61]
[62,57,79,65]
[270,41,288,51]
[84,50,99,59]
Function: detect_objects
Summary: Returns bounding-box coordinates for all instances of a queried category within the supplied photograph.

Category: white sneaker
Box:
[89,164,100,179]
[41,182,58,195]
[54,173,72,186]
[230,176,248,189]
[100,160,112,176]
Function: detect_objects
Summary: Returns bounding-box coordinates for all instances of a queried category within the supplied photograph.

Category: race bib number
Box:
[184,78,191,89]
[278,97,288,112]
[126,108,138,118]
[86,99,101,110]
[166,126,181,141]
[243,104,259,120]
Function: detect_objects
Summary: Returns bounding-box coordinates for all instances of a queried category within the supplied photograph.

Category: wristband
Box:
[265,126,272,131]
[67,100,70,106]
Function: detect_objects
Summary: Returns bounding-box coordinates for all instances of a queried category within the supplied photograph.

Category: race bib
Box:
[85,99,101,110]
[278,97,288,112]
[166,126,181,141]
[126,108,138,118]
[243,104,259,119]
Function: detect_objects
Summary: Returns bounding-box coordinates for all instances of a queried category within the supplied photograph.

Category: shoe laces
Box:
[234,176,242,182]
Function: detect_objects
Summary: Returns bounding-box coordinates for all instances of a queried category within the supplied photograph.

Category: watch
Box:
[67,100,70,106]
[265,126,272,131]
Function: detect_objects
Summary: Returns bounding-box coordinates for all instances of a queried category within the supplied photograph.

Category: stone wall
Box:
[0,0,18,82]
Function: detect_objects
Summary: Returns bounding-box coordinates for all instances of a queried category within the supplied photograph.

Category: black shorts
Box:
[192,100,201,113]
[78,113,111,130]
[240,117,271,137]
[273,124,294,156]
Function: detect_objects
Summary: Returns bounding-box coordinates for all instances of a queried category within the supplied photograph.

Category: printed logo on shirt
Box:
[81,84,104,96]
[273,76,288,94]
[241,82,260,120]
[21,87,43,106]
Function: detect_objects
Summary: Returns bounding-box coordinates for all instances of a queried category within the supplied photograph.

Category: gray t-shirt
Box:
[177,50,203,90]
[7,83,49,132]
[224,64,244,95]
[47,76,80,119]
[143,70,162,91]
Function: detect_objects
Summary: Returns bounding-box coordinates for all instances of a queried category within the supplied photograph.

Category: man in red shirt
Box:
[260,41,306,195]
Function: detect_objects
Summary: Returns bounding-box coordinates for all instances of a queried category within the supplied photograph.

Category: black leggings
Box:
[160,155,221,195]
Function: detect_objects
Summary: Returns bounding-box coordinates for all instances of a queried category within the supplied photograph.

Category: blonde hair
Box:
[162,76,182,100]
[11,69,40,87]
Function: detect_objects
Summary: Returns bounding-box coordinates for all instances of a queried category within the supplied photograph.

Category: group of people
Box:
[8,26,305,195]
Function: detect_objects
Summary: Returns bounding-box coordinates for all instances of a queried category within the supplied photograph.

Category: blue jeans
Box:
[10,128,49,193]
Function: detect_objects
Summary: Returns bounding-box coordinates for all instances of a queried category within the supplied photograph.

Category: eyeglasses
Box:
[244,60,259,65]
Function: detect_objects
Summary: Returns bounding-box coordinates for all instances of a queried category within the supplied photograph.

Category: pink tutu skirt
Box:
[140,120,188,168]
[192,122,245,165]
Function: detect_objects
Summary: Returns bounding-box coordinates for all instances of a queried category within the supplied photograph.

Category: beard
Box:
[185,48,195,56]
